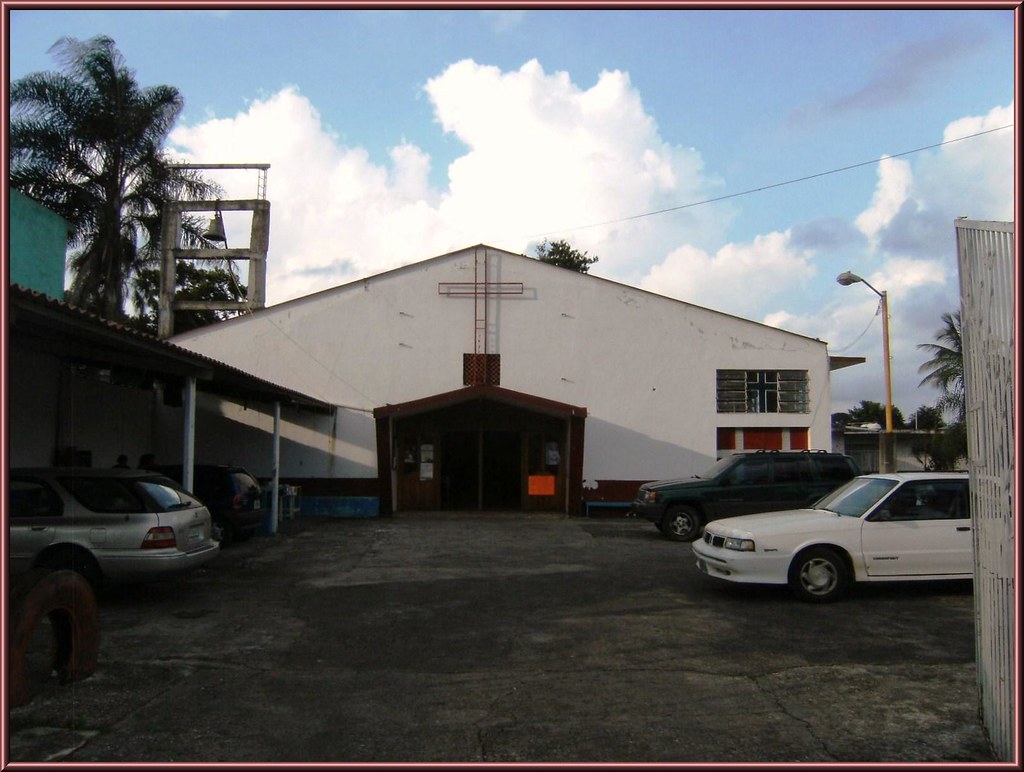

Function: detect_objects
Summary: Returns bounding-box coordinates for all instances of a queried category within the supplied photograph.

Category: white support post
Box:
[182,377,196,491]
[270,401,281,534]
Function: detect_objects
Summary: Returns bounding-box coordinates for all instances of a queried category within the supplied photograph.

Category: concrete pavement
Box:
[8,512,995,763]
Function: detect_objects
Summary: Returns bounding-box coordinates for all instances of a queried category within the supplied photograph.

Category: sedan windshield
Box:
[813,477,900,517]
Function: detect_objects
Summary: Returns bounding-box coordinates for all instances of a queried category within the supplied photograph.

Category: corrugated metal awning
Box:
[8,284,332,411]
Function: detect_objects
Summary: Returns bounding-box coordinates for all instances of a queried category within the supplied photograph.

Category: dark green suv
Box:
[631,450,861,542]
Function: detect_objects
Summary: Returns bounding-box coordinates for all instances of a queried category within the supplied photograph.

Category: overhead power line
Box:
[524,124,1014,240]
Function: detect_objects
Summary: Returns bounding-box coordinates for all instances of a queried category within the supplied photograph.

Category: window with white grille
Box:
[717,370,809,414]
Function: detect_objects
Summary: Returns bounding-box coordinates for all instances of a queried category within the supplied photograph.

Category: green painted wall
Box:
[9,188,70,299]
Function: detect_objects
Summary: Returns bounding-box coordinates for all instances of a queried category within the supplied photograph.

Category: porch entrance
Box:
[374,386,587,516]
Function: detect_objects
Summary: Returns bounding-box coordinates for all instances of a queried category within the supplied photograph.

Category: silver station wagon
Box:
[8,468,220,588]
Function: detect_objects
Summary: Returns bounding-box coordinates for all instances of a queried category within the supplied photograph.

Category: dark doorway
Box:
[441,431,478,510]
[440,430,522,510]
[482,431,521,509]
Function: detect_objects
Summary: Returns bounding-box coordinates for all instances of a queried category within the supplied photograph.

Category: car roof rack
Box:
[751,449,831,454]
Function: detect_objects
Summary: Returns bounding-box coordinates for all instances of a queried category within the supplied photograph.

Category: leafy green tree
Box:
[9,35,220,320]
[911,422,967,471]
[846,399,906,429]
[908,405,945,431]
[533,239,599,273]
[131,262,247,336]
[917,311,965,423]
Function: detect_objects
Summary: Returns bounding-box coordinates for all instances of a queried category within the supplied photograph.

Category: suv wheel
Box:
[661,505,702,542]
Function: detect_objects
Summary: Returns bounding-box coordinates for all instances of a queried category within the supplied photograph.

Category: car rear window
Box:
[137,479,199,511]
[58,476,146,513]
[230,471,261,495]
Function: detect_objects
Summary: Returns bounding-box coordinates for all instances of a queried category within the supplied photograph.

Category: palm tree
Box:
[9,35,220,320]
[917,311,965,422]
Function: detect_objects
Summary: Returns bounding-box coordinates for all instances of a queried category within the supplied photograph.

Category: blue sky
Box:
[6,6,1017,419]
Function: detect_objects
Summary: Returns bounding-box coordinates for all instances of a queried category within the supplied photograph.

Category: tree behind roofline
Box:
[836,399,907,430]
[9,35,222,321]
[132,262,248,337]
[532,239,599,273]
[907,405,945,431]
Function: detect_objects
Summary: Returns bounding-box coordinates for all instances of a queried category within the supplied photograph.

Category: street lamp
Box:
[837,270,895,472]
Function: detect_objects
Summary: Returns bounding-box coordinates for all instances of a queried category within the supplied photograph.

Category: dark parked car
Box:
[632,450,862,542]
[153,464,266,546]
[8,468,219,588]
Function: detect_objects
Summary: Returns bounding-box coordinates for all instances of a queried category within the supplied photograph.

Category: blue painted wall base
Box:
[299,496,379,518]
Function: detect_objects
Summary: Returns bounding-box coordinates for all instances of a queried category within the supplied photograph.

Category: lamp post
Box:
[837,270,895,472]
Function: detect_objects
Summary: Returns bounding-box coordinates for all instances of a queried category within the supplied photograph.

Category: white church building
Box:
[168,244,847,516]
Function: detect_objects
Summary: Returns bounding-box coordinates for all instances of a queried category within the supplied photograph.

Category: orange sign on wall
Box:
[528,475,556,496]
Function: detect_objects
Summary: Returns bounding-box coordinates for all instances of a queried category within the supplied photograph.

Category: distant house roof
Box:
[8,284,331,411]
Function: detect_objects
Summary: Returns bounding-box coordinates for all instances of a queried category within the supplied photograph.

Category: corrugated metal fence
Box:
[955,219,1016,762]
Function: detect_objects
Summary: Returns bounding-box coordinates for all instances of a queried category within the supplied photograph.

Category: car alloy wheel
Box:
[789,547,849,603]
[661,505,702,542]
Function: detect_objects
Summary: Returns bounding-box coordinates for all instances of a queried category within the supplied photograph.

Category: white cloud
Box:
[919,102,1015,222]
[169,87,439,302]
[854,155,912,247]
[851,101,1014,262]
[766,103,1013,414]
[165,70,1010,420]
[169,62,728,304]
[637,230,816,318]
[426,59,728,277]
[869,257,948,298]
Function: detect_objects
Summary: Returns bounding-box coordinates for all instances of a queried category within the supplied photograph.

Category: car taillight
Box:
[232,493,244,513]
[141,526,176,549]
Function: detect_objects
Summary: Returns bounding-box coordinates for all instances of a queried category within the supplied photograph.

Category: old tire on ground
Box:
[9,569,100,707]
[660,505,702,542]
[788,546,850,603]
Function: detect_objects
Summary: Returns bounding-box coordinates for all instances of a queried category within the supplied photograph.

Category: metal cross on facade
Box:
[746,370,779,413]
[438,248,523,385]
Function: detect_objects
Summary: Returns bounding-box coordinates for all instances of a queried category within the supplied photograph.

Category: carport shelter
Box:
[7,284,331,509]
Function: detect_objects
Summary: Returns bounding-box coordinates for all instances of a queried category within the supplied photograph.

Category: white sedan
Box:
[691,472,972,602]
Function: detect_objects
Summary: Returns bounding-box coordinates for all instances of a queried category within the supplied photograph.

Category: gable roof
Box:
[175,243,832,350]
[373,383,587,420]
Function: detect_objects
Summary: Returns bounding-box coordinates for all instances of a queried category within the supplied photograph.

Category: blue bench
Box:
[584,501,633,518]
